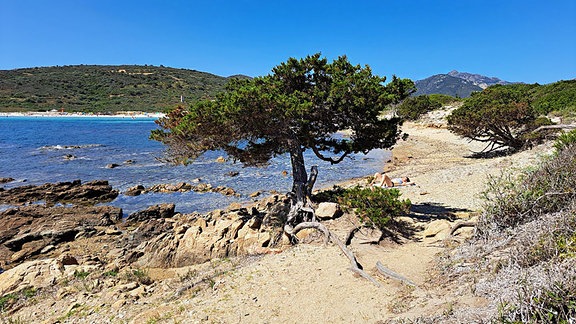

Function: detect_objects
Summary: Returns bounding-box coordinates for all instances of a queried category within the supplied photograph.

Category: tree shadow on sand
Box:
[409,202,473,221]
[464,148,515,159]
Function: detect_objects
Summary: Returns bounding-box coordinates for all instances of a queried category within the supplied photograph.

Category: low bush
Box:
[477,145,576,233]
[554,129,576,152]
[315,186,411,230]
[496,258,576,323]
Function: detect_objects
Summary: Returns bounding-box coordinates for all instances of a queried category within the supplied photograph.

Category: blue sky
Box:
[1,0,575,84]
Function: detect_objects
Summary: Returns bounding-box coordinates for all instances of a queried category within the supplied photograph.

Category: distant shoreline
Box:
[0,111,165,119]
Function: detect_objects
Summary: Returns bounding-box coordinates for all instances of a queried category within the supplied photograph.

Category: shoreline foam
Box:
[0,111,165,118]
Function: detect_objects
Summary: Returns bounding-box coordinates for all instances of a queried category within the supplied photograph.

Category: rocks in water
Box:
[315,202,343,220]
[249,191,262,198]
[63,154,76,160]
[227,171,239,177]
[125,184,146,196]
[106,163,120,169]
[0,177,15,184]
[124,182,240,197]
[126,203,176,222]
[215,156,226,163]
[0,179,119,206]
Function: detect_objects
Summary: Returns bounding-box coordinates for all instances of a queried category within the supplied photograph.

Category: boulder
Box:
[124,184,145,196]
[422,219,452,238]
[134,199,291,268]
[315,202,343,220]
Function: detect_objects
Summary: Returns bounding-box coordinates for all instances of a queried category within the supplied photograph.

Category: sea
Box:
[0,116,390,215]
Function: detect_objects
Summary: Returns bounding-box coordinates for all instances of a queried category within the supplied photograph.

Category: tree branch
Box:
[532,124,576,133]
[311,145,350,165]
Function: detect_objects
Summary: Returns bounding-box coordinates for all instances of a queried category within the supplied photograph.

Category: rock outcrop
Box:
[133,195,291,268]
[0,205,123,267]
[0,179,119,206]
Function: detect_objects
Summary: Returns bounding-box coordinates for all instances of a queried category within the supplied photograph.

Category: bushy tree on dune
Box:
[152,54,414,283]
[151,53,413,250]
[447,84,552,154]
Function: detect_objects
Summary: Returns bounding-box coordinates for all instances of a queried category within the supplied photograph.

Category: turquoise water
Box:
[0,116,390,215]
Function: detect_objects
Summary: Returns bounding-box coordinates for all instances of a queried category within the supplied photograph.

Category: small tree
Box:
[447,84,546,153]
[151,53,413,234]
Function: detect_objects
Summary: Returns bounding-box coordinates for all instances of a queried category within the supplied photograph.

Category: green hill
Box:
[0,65,248,113]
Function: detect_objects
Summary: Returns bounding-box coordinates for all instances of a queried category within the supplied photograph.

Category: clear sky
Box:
[1,0,575,84]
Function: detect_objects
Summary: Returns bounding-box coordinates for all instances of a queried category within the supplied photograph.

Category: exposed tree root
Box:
[375,261,416,287]
[450,221,477,236]
[285,221,382,288]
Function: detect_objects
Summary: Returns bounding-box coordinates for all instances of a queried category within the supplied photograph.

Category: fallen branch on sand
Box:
[376,261,417,287]
[285,220,382,287]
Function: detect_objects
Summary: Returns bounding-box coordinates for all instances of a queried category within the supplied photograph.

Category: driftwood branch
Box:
[376,261,416,287]
[533,124,576,133]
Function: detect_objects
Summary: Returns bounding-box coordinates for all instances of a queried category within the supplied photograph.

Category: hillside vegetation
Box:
[0,65,245,113]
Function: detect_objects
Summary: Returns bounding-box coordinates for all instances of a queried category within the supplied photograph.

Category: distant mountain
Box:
[414,70,513,98]
[447,70,512,89]
[0,65,250,113]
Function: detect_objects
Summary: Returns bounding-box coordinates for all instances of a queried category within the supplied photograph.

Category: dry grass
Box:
[431,144,576,323]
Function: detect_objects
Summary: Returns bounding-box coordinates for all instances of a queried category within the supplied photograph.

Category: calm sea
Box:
[0,116,390,215]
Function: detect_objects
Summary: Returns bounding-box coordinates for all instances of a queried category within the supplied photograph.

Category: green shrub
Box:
[73,270,90,280]
[448,84,539,153]
[0,294,16,311]
[337,186,411,230]
[397,95,442,120]
[428,94,461,106]
[554,129,576,152]
[102,270,118,277]
[125,268,153,285]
